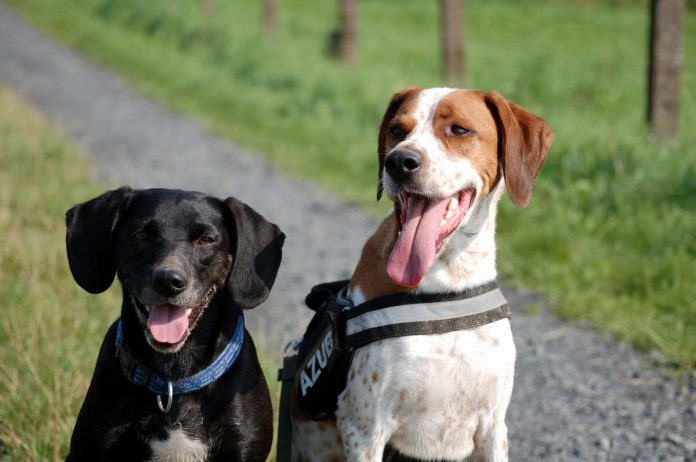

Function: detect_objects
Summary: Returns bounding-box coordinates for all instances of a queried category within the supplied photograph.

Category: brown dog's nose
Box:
[385,149,422,182]
[152,268,187,297]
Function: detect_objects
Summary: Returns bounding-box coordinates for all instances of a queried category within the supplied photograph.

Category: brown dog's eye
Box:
[133,232,149,241]
[451,125,471,136]
[389,125,407,139]
[197,236,215,245]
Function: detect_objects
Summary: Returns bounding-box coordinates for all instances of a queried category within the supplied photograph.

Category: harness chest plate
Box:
[295,280,354,421]
[293,280,511,421]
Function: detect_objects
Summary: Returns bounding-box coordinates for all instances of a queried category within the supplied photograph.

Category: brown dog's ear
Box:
[65,186,132,294]
[223,197,285,309]
[484,91,553,208]
[377,87,420,200]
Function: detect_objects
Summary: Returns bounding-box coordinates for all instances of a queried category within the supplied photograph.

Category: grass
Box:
[0,2,694,459]
[0,85,278,461]
[6,0,695,370]
[0,86,116,459]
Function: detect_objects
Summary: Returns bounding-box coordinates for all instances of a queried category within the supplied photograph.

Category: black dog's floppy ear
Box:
[65,186,132,294]
[224,197,285,309]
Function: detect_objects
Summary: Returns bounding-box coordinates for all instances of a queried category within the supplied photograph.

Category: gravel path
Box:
[0,3,693,460]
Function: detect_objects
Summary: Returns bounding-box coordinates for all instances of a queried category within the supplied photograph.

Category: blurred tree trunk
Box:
[338,0,358,63]
[201,0,214,16]
[647,0,684,139]
[262,0,277,37]
[441,0,465,84]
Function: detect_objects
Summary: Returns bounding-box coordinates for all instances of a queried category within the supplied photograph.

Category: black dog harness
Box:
[275,280,511,460]
[114,314,245,413]
[282,280,510,421]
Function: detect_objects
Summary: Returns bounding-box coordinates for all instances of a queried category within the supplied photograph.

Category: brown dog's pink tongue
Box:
[387,196,450,287]
[147,305,188,344]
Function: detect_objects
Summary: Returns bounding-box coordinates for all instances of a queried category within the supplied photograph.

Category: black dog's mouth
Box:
[130,287,216,350]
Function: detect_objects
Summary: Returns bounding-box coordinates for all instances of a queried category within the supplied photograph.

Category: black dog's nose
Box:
[152,268,188,296]
[384,150,422,181]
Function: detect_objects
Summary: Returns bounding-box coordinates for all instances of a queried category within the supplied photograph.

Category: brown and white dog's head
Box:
[377,87,553,288]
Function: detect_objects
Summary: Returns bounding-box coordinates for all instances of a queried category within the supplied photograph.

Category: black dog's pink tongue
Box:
[387,196,450,288]
[147,304,188,344]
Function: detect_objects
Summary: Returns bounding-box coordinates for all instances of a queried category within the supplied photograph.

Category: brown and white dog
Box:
[291,87,552,461]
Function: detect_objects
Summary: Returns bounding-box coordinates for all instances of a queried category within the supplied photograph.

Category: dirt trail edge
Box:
[0,3,693,460]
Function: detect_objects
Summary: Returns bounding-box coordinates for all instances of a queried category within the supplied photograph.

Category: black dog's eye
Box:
[133,231,149,241]
[451,124,471,136]
[197,236,215,245]
[389,125,408,139]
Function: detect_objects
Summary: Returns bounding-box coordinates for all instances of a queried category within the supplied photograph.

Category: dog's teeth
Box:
[440,219,447,227]
[186,308,193,316]
[445,210,453,219]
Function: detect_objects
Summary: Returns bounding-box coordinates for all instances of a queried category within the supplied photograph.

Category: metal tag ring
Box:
[157,381,173,413]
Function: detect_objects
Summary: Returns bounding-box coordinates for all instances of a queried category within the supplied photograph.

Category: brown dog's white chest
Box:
[336,322,515,460]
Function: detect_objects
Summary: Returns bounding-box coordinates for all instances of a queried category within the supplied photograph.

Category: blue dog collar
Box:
[115,314,245,410]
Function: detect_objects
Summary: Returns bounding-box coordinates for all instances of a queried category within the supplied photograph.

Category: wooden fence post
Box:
[262,0,277,37]
[338,0,358,63]
[441,0,464,84]
[201,0,214,15]
[647,0,684,138]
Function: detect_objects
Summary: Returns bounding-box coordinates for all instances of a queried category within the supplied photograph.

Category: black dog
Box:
[65,187,284,462]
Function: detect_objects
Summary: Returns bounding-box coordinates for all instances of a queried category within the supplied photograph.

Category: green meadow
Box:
[1,0,695,458]
[7,0,695,366]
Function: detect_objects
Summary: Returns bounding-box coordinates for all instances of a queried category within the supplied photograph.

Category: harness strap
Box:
[344,286,510,348]
[114,314,245,397]
[276,351,298,462]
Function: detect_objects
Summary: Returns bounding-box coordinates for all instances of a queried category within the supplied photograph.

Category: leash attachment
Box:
[157,380,173,413]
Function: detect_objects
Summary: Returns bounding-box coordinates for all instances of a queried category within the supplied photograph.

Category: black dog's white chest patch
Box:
[148,428,207,462]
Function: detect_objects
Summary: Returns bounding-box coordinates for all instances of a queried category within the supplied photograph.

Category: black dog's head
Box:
[65,187,285,353]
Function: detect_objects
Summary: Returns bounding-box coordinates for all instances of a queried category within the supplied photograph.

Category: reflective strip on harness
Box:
[346,288,508,336]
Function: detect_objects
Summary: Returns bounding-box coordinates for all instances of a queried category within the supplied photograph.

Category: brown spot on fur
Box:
[433,90,501,197]
[399,389,406,402]
[371,371,379,383]
[350,369,356,380]
[349,213,411,300]
[289,390,311,422]
[377,87,421,200]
